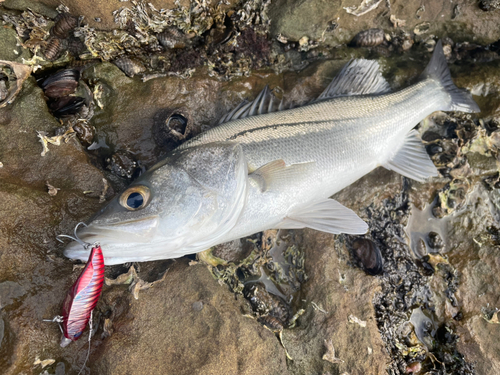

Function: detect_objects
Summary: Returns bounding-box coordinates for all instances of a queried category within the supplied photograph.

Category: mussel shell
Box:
[113,57,146,77]
[350,28,385,47]
[49,96,85,117]
[41,69,80,98]
[352,238,383,275]
[51,13,78,39]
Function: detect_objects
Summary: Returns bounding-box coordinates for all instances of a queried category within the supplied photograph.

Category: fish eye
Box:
[119,185,151,211]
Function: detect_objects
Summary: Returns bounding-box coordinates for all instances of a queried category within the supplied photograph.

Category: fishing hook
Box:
[56,222,91,249]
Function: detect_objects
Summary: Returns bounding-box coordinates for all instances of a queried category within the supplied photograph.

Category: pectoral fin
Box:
[276,199,368,234]
[383,130,439,182]
[250,160,316,192]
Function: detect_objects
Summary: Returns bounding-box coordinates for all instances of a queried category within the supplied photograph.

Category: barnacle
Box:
[0,61,32,108]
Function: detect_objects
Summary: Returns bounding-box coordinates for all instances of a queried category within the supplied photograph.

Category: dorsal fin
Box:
[315,59,391,101]
[219,85,284,125]
[219,60,390,124]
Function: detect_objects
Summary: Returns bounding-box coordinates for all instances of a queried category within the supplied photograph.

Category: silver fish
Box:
[65,41,479,264]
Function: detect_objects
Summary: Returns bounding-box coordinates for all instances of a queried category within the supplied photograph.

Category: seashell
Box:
[44,37,63,61]
[41,69,80,99]
[0,60,32,108]
[113,57,146,77]
[352,238,383,275]
[166,113,188,139]
[49,96,85,117]
[152,109,193,149]
[350,28,385,47]
[106,150,138,179]
[157,27,187,49]
[51,13,78,39]
[73,122,95,147]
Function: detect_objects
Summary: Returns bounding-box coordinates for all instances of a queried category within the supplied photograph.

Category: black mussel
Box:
[106,150,138,179]
[44,37,63,61]
[41,69,80,98]
[352,238,384,275]
[113,57,146,77]
[51,13,78,39]
[49,96,85,117]
[157,27,187,49]
[350,28,385,47]
[73,122,95,147]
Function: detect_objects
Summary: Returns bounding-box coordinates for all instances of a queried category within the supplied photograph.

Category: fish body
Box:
[60,244,104,347]
[65,41,479,264]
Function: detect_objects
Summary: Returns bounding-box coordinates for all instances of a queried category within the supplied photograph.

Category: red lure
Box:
[60,244,105,347]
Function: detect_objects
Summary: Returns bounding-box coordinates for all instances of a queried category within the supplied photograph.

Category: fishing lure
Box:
[48,223,105,347]
[59,242,105,347]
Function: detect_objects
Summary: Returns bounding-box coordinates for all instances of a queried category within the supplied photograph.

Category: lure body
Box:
[60,244,104,347]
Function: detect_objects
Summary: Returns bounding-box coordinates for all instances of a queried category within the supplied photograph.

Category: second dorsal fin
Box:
[315,59,391,101]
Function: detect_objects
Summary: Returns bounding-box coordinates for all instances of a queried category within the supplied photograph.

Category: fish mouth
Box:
[63,216,160,263]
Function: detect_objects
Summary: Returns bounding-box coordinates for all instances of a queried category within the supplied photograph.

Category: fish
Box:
[65,40,479,265]
[60,243,104,347]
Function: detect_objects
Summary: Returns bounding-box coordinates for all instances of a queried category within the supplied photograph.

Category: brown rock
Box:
[91,260,289,375]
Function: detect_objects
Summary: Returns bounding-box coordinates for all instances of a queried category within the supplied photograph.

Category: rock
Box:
[90,260,289,374]
[0,74,110,374]
[281,230,389,374]
[269,0,500,45]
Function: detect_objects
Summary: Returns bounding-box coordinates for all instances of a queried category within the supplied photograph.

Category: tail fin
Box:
[421,40,480,113]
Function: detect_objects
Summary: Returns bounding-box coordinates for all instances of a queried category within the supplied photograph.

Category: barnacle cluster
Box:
[2,0,276,80]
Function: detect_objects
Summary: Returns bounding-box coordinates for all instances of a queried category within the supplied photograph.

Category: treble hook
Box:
[57,222,91,249]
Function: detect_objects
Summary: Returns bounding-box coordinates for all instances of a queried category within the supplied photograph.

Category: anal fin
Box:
[276,199,368,235]
[383,130,439,182]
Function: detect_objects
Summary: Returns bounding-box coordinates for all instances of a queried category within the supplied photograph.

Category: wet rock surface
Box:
[0,0,500,374]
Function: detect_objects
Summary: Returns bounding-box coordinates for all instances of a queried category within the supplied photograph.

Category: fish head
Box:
[65,142,248,264]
